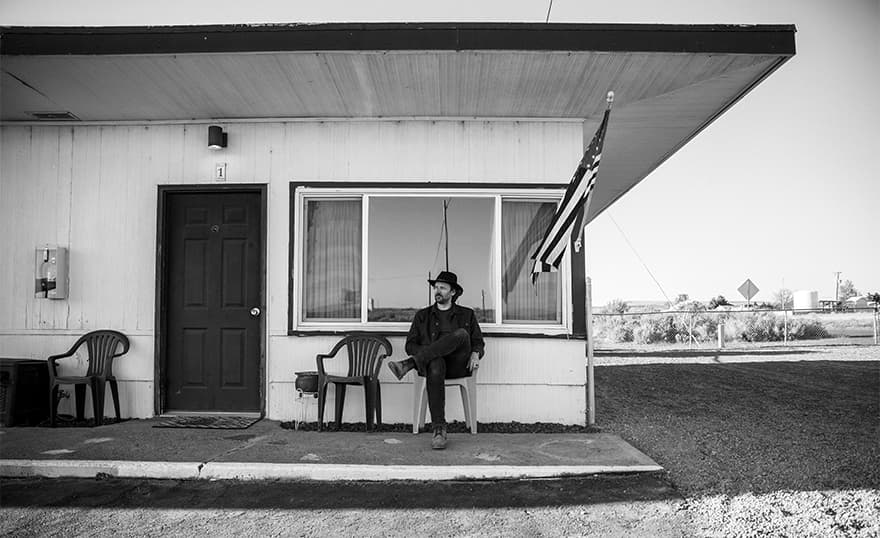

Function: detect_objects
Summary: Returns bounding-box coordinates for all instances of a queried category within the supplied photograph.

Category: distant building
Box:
[845,296,868,310]
[793,290,818,311]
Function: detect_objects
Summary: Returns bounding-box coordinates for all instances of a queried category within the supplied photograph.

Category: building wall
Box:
[0,120,588,423]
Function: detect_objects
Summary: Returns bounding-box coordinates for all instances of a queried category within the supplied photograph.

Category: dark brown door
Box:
[164,191,262,412]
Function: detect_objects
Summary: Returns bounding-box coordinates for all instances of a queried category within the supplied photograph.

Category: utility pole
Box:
[834,271,841,303]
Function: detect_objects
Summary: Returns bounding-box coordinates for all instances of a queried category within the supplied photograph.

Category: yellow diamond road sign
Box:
[738,279,759,302]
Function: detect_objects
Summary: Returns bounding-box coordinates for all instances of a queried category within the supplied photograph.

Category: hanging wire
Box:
[608,213,671,304]
[430,199,450,270]
[443,200,450,270]
[430,218,445,270]
[545,0,553,23]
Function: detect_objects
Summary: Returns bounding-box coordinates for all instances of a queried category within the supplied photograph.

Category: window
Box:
[501,200,561,324]
[302,199,361,321]
[294,187,569,333]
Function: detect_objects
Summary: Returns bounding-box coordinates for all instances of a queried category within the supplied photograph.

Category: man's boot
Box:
[387,358,417,380]
[431,424,447,450]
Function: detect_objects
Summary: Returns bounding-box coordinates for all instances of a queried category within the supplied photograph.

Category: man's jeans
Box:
[413,328,471,427]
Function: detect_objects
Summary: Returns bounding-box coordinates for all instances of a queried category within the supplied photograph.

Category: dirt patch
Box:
[595,359,878,495]
[595,350,879,536]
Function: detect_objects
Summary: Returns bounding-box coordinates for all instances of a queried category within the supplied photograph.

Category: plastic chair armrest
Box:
[47,349,78,377]
[315,352,337,375]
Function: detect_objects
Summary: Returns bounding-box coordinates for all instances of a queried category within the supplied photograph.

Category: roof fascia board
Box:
[0,23,796,56]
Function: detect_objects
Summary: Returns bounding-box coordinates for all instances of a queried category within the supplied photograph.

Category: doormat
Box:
[153,416,261,430]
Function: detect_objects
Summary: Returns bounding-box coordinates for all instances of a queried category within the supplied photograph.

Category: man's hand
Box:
[467,352,481,373]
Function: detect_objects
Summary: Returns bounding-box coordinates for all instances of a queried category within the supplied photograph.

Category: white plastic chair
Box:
[412,373,477,434]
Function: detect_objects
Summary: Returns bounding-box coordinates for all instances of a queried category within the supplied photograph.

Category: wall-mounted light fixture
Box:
[208,125,227,150]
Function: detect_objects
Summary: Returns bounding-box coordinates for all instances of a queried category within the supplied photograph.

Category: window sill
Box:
[287,328,584,340]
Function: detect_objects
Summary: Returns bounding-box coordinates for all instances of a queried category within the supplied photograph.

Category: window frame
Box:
[290,183,575,336]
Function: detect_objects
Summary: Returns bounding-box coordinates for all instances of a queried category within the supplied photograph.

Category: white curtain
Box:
[304,199,361,320]
[502,201,560,323]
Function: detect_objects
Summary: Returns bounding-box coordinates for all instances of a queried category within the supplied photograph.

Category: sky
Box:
[2,0,877,306]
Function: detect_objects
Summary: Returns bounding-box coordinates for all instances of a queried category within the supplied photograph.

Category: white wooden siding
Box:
[0,120,588,423]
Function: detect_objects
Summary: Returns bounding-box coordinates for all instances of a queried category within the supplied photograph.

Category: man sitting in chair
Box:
[387,271,484,449]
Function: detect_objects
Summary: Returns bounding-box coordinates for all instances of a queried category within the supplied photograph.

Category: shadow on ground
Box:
[596,348,819,358]
[595,360,880,496]
[0,473,678,509]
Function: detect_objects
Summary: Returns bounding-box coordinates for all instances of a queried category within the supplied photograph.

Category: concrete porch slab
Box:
[0,419,661,481]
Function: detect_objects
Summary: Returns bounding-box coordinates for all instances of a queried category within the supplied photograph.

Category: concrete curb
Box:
[1,459,663,481]
[0,460,202,480]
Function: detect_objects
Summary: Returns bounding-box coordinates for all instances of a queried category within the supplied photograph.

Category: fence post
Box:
[717,321,725,349]
[784,307,788,343]
[874,306,880,344]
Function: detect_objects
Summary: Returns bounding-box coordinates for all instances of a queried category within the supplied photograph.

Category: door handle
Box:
[250,307,261,317]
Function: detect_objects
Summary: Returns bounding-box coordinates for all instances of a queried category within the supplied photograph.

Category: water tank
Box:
[793,290,818,311]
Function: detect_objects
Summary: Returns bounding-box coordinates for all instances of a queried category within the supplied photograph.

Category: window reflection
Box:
[368,197,495,322]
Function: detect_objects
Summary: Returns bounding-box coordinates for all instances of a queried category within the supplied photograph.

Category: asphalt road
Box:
[0,474,689,537]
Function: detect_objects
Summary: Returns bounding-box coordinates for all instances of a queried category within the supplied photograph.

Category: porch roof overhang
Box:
[0,22,795,222]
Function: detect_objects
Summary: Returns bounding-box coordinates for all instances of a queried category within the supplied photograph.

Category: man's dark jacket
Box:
[405,303,485,358]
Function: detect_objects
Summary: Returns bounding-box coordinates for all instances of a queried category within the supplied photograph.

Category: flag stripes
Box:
[531,106,610,281]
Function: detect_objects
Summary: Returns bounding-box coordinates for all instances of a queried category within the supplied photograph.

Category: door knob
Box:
[250,307,261,317]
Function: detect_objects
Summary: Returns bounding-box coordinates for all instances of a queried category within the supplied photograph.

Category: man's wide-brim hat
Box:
[428,270,464,296]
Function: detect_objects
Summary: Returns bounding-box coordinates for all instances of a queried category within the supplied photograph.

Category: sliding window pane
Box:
[303,199,361,321]
[368,197,494,323]
[501,200,561,323]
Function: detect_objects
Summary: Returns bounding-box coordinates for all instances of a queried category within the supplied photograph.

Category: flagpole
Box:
[530,89,613,427]
[585,91,613,427]
[586,275,595,426]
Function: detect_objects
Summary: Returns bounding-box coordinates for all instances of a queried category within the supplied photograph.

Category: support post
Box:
[585,276,595,426]
[717,322,725,349]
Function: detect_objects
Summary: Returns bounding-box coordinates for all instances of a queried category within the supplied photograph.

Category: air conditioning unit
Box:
[0,360,50,427]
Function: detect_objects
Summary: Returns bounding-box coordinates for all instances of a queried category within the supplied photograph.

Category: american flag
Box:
[531,103,611,283]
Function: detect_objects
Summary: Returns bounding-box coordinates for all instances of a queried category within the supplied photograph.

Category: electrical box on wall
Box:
[34,246,68,299]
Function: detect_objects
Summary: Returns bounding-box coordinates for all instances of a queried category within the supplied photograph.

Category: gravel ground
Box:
[595,344,879,537]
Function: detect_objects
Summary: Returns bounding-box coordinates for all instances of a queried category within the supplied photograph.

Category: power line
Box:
[608,214,671,304]
[545,0,553,23]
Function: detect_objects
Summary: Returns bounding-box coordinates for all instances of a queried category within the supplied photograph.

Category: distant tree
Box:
[773,288,794,309]
[674,293,689,305]
[839,279,859,301]
[867,292,880,304]
[708,295,732,309]
[603,299,629,315]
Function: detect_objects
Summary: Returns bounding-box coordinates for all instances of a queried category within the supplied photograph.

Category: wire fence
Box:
[592,305,880,348]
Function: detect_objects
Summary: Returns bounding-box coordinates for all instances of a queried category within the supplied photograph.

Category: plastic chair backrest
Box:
[78,330,130,377]
[343,335,392,378]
